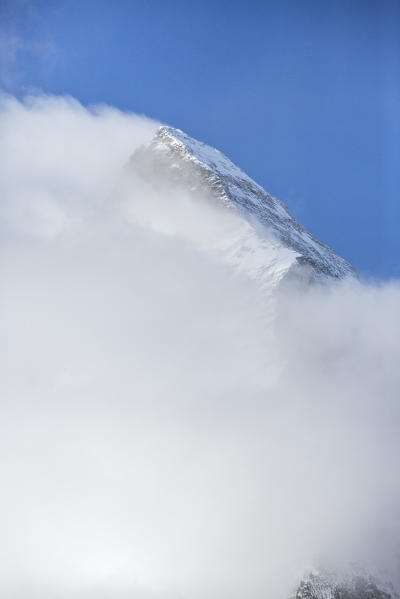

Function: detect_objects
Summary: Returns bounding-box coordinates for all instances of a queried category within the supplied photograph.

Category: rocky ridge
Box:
[129,125,357,287]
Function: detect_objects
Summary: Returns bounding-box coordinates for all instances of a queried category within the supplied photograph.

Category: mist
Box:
[1,95,399,599]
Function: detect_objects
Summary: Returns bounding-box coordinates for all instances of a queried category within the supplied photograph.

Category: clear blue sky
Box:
[1,0,399,278]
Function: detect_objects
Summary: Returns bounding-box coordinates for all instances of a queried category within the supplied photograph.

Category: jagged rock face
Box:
[295,572,398,599]
[129,126,357,285]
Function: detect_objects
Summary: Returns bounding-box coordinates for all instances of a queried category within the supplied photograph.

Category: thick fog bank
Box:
[1,96,399,599]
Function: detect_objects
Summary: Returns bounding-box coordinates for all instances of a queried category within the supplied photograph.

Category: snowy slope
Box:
[293,570,398,599]
[128,125,357,287]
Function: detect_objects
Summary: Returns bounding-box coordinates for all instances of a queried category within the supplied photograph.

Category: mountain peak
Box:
[129,125,357,285]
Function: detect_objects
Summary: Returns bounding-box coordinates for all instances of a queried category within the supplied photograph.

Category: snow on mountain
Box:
[128,125,357,288]
[293,570,398,599]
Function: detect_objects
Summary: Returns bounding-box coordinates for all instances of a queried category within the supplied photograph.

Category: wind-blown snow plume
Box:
[0,95,399,599]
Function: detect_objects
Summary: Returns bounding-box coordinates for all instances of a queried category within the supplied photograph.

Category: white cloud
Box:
[0,95,399,599]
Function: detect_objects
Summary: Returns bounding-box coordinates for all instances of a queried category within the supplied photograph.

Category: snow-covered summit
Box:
[129,125,357,285]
